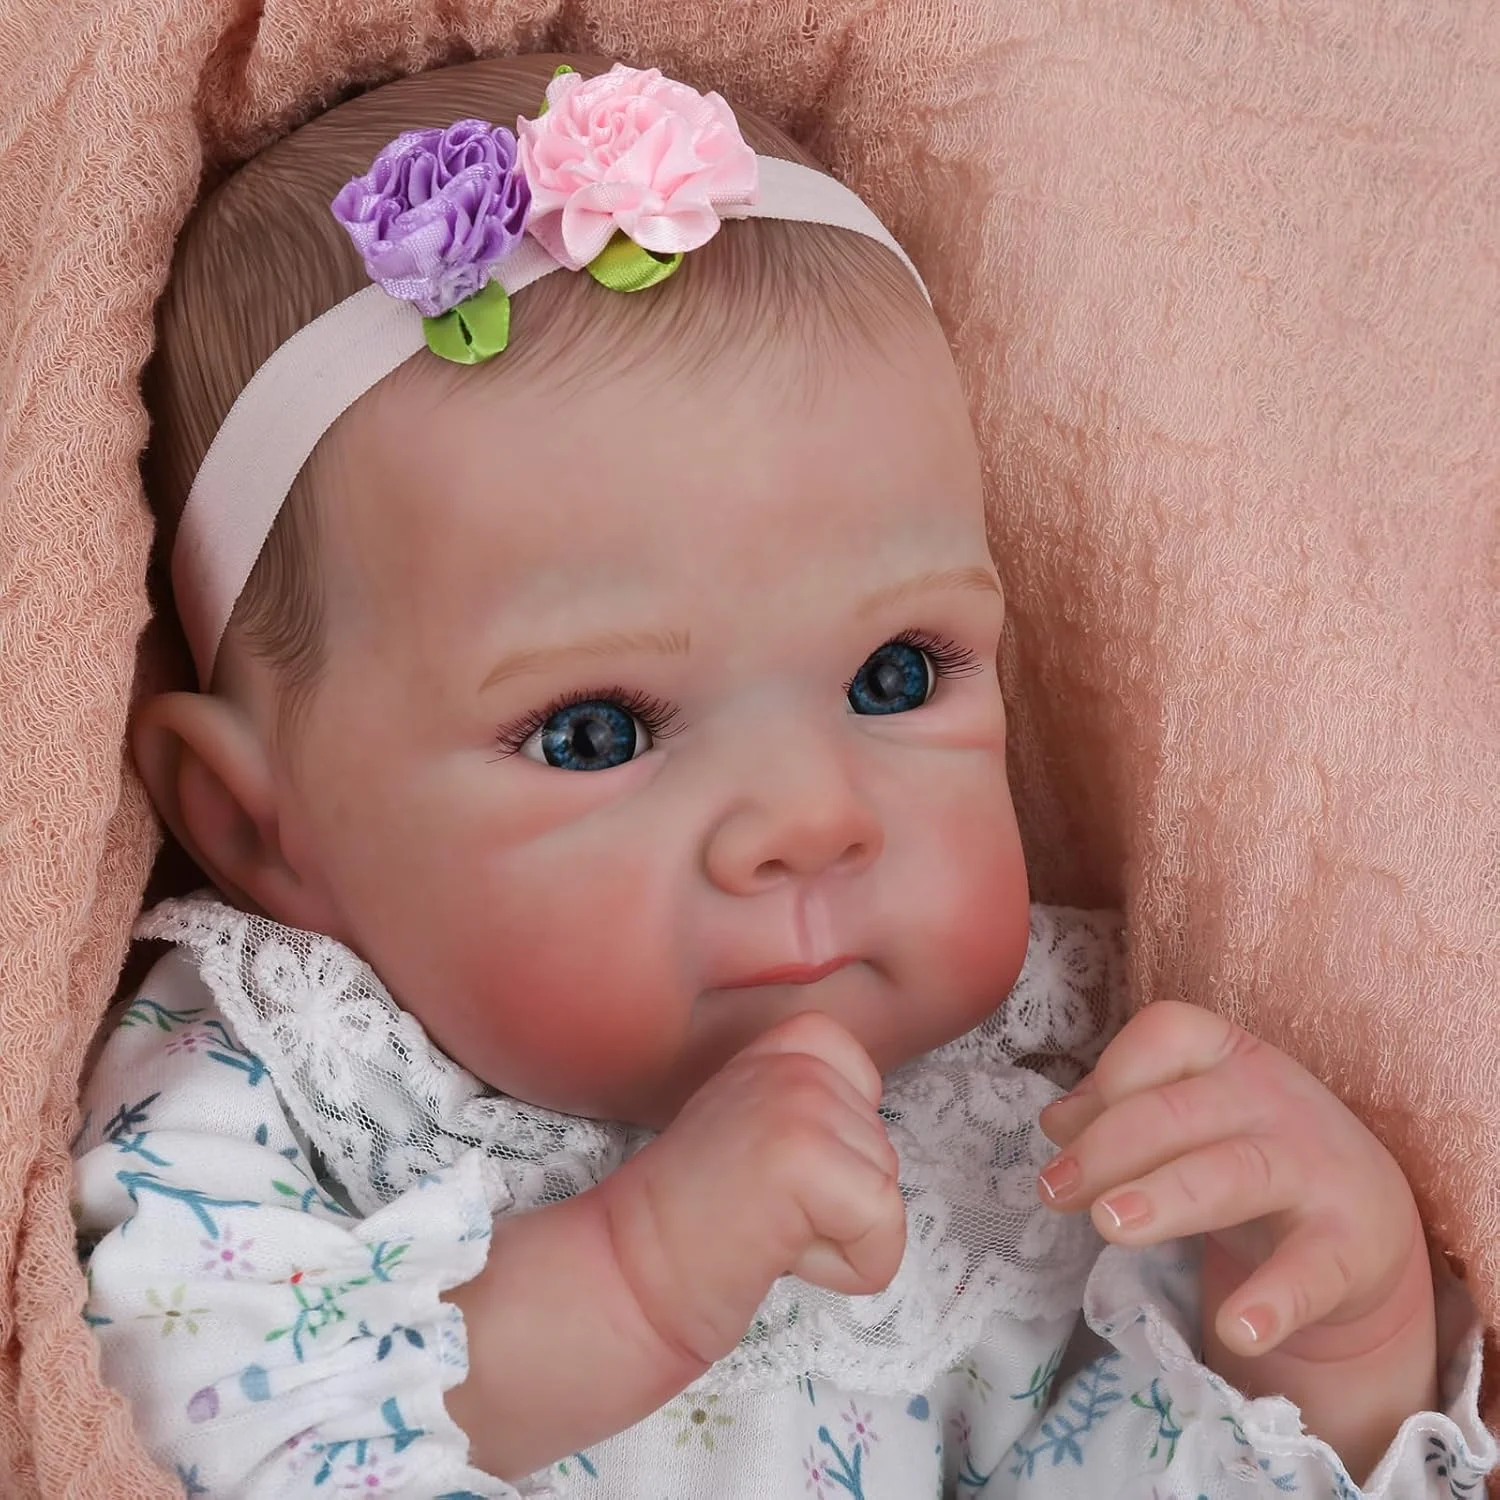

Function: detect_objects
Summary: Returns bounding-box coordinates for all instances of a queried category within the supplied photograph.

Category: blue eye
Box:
[847,640,935,715]
[522,699,651,771]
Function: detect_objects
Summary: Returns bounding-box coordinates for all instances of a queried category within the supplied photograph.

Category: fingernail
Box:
[1237,1305,1276,1345]
[1038,1154,1081,1201]
[1039,1081,1095,1145]
[1098,1191,1153,1231]
[1045,1077,1094,1112]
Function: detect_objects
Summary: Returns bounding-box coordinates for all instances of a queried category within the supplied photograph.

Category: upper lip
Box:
[718,956,856,989]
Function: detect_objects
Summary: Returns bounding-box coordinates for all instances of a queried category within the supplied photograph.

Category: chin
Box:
[864,1016,969,1076]
[559,1064,698,1132]
[879,978,1014,1072]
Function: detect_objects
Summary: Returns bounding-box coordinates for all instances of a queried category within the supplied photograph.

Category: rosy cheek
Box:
[437,851,688,1111]
[949,851,1031,991]
[916,777,1030,991]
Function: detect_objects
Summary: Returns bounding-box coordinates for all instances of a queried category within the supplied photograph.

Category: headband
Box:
[173,64,929,685]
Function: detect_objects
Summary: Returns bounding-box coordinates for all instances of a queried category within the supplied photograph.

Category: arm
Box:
[74,954,508,1498]
[442,1183,703,1476]
[444,1010,907,1479]
[79,961,902,1491]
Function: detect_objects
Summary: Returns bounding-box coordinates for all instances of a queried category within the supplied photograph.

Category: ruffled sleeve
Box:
[72,949,532,1499]
[995,1240,1495,1498]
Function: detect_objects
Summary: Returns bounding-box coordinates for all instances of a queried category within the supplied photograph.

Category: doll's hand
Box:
[1037,1000,1430,1355]
[444,1014,902,1477]
[1036,1002,1436,1478]
[602,1012,906,1368]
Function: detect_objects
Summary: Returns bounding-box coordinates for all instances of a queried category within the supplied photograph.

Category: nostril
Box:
[753,858,790,884]
[828,840,876,876]
[833,841,869,871]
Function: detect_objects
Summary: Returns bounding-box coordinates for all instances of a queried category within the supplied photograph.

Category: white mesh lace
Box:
[136,898,1128,1394]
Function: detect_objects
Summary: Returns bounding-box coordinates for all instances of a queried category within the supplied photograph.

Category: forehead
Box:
[314,316,986,634]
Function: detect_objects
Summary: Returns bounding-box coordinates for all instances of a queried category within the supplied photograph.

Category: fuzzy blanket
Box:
[1,0,1497,1491]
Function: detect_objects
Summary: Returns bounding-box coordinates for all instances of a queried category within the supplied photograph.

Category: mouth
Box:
[718,956,857,990]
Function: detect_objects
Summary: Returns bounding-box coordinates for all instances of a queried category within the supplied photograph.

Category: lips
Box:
[718,955,856,990]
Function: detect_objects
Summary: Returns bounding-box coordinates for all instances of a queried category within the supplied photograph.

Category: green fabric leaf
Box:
[423,279,511,364]
[587,233,683,293]
[537,63,575,116]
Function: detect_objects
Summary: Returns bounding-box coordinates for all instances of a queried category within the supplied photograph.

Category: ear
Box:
[131,691,341,935]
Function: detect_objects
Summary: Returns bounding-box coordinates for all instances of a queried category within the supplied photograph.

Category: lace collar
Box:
[137,897,1124,1393]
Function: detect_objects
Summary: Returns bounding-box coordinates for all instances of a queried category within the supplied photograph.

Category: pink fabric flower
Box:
[517,64,758,271]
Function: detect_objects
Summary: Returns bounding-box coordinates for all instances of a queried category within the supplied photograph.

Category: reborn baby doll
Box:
[72,52,1493,1500]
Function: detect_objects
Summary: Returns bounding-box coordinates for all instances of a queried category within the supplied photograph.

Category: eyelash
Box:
[841,629,985,694]
[493,631,983,756]
[493,686,683,758]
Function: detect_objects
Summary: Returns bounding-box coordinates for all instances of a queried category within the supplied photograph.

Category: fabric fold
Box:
[74,987,513,1499]
[1082,1242,1497,1499]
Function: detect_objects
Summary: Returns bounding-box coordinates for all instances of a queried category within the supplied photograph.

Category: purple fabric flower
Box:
[332,120,530,317]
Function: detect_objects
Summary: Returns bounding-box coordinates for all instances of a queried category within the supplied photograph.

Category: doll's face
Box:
[252,311,1030,1127]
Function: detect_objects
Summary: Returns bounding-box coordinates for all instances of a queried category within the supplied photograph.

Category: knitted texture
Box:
[0,0,1496,1491]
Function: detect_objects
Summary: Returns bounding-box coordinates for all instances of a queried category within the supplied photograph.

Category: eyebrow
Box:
[856,566,1003,619]
[480,629,691,693]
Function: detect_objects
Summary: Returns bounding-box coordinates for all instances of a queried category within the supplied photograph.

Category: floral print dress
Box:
[72,903,1495,1499]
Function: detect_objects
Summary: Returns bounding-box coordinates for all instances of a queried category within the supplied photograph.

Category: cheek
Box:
[384,796,697,1115]
[898,759,1031,1005]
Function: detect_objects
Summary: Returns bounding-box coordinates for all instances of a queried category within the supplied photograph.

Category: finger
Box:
[818,1095,899,1179]
[1210,1225,1359,1357]
[1041,1004,1248,1183]
[775,1108,904,1293]
[1038,1068,1272,1210]
[1039,1075,1104,1148]
[797,1132,901,1232]
[1088,1001,1248,1106]
[680,1046,892,1181]
[1082,1134,1298,1245]
[760,1053,897,1178]
[738,1010,883,1107]
[789,1185,907,1295]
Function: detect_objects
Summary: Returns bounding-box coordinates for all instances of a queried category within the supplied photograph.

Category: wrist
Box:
[441,1183,713,1479]
[1202,1226,1438,1485]
[597,1158,728,1377]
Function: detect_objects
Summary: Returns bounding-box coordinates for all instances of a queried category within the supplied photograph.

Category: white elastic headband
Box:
[173,154,927,685]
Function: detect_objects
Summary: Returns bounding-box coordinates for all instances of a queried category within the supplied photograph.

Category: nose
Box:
[702,726,884,896]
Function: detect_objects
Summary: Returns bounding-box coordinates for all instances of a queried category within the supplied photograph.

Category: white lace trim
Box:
[136,898,1125,1394]
[1086,1241,1498,1497]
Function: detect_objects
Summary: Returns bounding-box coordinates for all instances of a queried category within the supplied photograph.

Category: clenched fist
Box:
[601,1011,907,1367]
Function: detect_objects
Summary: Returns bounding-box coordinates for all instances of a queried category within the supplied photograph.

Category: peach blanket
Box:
[1,0,1496,1491]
